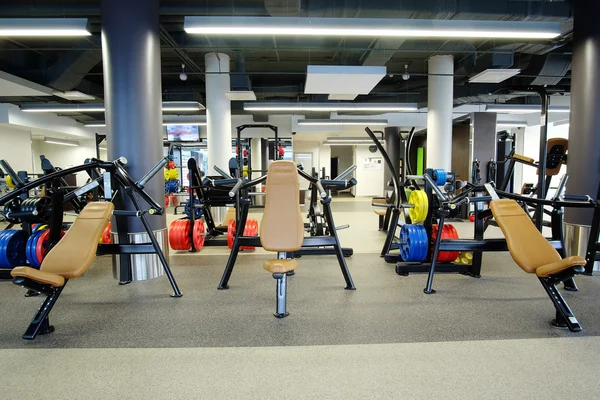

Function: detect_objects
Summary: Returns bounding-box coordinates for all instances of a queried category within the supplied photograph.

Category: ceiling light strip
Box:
[0,18,91,37]
[245,102,417,112]
[21,101,205,113]
[298,119,388,126]
[185,17,561,39]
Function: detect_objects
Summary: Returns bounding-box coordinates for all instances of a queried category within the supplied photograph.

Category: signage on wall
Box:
[363,157,383,170]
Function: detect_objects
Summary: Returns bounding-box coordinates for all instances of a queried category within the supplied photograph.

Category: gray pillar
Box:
[470,112,497,183]
[566,0,600,225]
[101,0,164,232]
[102,0,167,281]
[384,127,401,192]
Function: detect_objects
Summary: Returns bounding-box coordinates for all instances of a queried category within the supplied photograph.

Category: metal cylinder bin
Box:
[111,227,169,281]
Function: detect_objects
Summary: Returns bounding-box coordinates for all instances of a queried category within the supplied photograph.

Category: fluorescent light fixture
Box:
[44,137,79,147]
[84,120,207,127]
[0,18,91,37]
[496,121,528,128]
[469,69,521,83]
[184,16,561,39]
[162,101,205,111]
[53,90,95,101]
[225,91,257,101]
[245,102,417,112]
[21,101,204,113]
[486,104,570,113]
[298,119,388,126]
[21,103,105,113]
[84,122,107,127]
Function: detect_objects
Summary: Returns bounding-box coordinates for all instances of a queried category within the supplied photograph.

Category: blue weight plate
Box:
[26,230,43,268]
[0,230,11,267]
[0,230,17,268]
[408,225,419,262]
[399,225,408,261]
[1,230,26,268]
[415,225,428,262]
[8,230,28,267]
[25,231,36,267]
[409,225,420,262]
[434,169,447,186]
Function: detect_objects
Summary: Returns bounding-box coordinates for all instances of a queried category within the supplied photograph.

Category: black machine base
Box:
[274,312,289,318]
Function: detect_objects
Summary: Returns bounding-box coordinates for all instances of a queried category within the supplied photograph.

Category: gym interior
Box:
[0,1,599,399]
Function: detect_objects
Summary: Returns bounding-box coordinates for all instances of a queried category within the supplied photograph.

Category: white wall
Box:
[0,125,33,173]
[354,145,384,197]
[32,139,99,186]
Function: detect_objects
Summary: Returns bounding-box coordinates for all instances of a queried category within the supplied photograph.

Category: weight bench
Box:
[490,199,586,332]
[372,197,388,231]
[260,161,304,318]
[11,201,114,340]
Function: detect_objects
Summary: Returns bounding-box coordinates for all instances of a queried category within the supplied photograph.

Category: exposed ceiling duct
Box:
[44,49,102,92]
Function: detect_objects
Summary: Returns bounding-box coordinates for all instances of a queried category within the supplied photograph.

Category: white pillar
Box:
[426,55,454,171]
[205,53,232,175]
[250,137,262,189]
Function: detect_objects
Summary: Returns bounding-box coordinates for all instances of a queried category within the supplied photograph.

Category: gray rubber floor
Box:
[1,252,599,349]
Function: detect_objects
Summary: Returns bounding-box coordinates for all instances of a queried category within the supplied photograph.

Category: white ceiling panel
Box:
[0,70,53,96]
[305,65,386,95]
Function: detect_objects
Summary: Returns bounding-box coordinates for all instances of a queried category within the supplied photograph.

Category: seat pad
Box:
[11,266,65,287]
[264,259,299,274]
[536,256,586,277]
[374,209,387,216]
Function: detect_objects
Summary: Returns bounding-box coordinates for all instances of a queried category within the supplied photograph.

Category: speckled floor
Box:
[1,196,599,399]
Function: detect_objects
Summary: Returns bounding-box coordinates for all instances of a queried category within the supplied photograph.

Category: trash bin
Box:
[111,227,169,281]
[564,222,598,271]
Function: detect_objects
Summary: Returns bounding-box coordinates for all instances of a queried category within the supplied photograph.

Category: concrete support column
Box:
[101,0,164,232]
[205,53,232,175]
[470,112,498,183]
[566,1,600,224]
[384,126,401,192]
[101,0,168,281]
[426,55,454,171]
[564,1,600,268]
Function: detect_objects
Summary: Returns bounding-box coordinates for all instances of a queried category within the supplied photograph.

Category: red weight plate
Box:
[240,221,253,251]
[165,195,170,207]
[193,220,205,251]
[102,222,112,244]
[227,219,236,249]
[181,220,192,250]
[171,196,179,207]
[169,220,181,250]
[36,229,66,263]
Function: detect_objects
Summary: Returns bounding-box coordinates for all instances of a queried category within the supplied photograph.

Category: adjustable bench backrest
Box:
[260,160,304,252]
[489,199,560,274]
[41,201,114,278]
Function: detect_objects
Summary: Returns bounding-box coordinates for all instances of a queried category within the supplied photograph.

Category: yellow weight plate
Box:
[408,190,428,223]
[6,175,15,189]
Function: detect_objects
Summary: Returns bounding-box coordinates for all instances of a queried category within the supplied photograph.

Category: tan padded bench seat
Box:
[512,154,535,164]
[490,199,586,277]
[11,201,114,286]
[264,259,299,274]
[374,209,387,216]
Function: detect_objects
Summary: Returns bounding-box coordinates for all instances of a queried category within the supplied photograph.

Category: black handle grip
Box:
[564,194,590,202]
